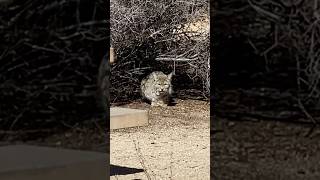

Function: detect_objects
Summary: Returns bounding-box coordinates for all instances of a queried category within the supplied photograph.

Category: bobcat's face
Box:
[153,73,172,96]
[141,71,174,107]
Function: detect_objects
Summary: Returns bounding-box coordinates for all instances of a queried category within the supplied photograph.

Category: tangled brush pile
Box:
[110,0,210,102]
[0,0,107,131]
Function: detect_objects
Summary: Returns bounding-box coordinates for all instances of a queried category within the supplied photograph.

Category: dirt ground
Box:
[4,94,320,180]
[110,99,210,180]
[0,98,209,179]
[212,117,320,180]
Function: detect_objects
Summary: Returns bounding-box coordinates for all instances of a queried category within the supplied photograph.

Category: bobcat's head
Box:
[153,72,173,96]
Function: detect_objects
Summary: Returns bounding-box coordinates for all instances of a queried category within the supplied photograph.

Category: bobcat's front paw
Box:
[151,102,155,106]
[151,100,167,107]
[161,104,168,107]
[159,102,168,107]
[151,101,158,107]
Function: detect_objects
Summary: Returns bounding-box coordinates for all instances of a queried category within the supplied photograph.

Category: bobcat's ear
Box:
[152,72,158,80]
[167,72,173,80]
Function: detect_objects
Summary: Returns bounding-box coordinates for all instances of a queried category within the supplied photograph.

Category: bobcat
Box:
[141,71,173,107]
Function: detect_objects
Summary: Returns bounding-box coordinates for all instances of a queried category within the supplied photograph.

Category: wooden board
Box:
[110,107,149,130]
[0,145,108,180]
[110,47,116,64]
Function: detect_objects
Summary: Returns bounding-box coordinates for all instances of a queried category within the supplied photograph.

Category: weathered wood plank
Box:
[110,47,116,64]
[110,107,149,130]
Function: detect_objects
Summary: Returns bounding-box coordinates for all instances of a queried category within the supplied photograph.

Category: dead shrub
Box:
[110,0,209,102]
[0,0,106,131]
[246,0,320,109]
[213,0,320,121]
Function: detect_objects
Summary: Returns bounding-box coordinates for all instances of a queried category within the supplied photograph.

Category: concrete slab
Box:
[110,107,149,130]
[0,145,108,180]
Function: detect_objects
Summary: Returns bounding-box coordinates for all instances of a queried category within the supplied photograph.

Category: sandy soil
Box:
[110,99,210,180]
[212,117,320,180]
[1,99,209,179]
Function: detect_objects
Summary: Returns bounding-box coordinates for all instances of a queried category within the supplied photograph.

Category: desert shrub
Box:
[0,0,106,131]
[110,0,209,102]
[214,0,320,111]
[247,0,320,108]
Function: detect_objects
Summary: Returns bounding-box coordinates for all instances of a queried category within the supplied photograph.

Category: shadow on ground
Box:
[110,165,144,176]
